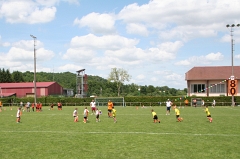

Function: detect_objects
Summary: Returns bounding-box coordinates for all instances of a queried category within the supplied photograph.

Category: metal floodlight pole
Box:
[226,24,240,106]
[30,35,37,106]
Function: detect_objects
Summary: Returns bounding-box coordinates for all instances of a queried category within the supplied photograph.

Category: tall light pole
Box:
[226,24,240,106]
[30,35,37,106]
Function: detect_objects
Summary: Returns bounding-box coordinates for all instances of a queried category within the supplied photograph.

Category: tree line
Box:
[0,68,187,97]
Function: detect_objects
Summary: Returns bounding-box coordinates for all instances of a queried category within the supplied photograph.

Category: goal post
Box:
[95,97,125,107]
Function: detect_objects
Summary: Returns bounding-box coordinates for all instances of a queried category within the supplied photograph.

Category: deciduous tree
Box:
[108,68,131,96]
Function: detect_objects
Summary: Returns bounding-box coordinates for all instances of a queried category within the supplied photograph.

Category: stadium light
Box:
[30,35,37,106]
[226,24,240,106]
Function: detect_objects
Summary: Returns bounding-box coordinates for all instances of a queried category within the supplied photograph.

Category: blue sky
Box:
[0,0,240,89]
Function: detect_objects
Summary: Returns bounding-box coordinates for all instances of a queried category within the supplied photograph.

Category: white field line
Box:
[0,130,239,137]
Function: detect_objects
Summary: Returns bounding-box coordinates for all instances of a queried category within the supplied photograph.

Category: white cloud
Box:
[146,41,183,62]
[205,52,224,61]
[12,40,43,51]
[165,73,183,81]
[235,54,240,59]
[35,0,59,6]
[69,34,138,50]
[63,34,141,67]
[58,64,84,72]
[176,52,224,66]
[221,30,240,44]
[175,60,191,66]
[0,39,55,72]
[0,36,10,47]
[118,0,240,41]
[0,0,56,24]
[126,23,149,36]
[63,0,79,5]
[74,12,116,34]
[63,35,183,70]
[63,48,96,62]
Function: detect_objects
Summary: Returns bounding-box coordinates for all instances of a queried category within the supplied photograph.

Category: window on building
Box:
[190,84,205,93]
[210,84,225,93]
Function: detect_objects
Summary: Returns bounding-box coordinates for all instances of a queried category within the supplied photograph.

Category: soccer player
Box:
[174,105,183,122]
[31,103,35,112]
[151,109,160,123]
[201,100,205,107]
[0,100,2,112]
[20,101,23,110]
[50,103,54,110]
[112,107,117,123]
[107,100,113,117]
[212,99,216,108]
[95,108,100,122]
[39,102,42,112]
[73,108,78,122]
[90,99,96,115]
[58,102,62,110]
[193,99,197,107]
[205,106,213,123]
[184,99,189,107]
[166,99,172,115]
[16,107,22,123]
[26,101,30,112]
[83,107,89,123]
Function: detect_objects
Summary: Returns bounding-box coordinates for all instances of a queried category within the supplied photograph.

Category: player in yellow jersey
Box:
[151,109,160,123]
[174,105,183,122]
[112,107,117,123]
[205,106,212,123]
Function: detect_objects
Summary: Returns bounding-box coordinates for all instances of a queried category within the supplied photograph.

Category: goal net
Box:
[95,97,125,107]
[191,98,202,107]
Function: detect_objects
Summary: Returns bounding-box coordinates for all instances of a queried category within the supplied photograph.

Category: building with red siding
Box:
[0,82,63,98]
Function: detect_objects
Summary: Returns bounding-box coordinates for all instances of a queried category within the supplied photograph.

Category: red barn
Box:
[0,82,63,98]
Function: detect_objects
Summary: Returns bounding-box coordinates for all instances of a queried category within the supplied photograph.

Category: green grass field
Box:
[0,105,240,159]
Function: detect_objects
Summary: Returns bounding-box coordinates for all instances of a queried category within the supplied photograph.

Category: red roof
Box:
[0,82,56,88]
[185,66,240,80]
[0,92,16,97]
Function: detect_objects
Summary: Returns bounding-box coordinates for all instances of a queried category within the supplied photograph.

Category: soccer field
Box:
[0,105,240,159]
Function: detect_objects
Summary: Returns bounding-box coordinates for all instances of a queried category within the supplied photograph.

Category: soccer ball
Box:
[181,118,183,121]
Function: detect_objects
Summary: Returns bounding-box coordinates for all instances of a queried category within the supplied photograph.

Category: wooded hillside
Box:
[0,68,187,97]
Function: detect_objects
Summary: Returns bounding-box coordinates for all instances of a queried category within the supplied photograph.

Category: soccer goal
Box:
[191,98,202,107]
[95,97,125,107]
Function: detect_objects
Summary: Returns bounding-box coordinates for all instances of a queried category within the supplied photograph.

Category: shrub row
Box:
[0,96,239,106]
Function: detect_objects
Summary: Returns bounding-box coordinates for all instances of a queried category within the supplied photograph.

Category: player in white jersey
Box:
[16,107,21,123]
[166,99,172,115]
[90,100,96,115]
[83,107,89,123]
[73,108,78,122]
[95,108,100,122]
